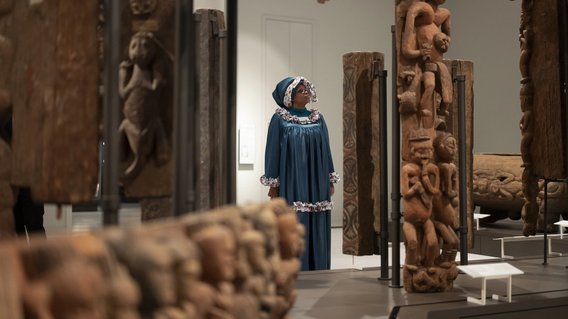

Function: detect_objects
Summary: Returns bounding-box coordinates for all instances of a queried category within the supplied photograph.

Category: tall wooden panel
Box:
[9,0,99,203]
[342,52,383,256]
[195,9,227,210]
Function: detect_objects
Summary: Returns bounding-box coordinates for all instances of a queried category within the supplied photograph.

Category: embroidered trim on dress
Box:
[276,107,320,124]
[293,201,333,212]
[329,172,340,183]
[283,76,318,107]
[260,175,280,187]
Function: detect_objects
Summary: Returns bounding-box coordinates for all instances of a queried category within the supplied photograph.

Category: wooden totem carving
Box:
[342,52,383,256]
[119,0,174,198]
[396,0,473,292]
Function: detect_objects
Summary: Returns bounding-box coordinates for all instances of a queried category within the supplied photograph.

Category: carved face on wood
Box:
[128,32,157,66]
[434,133,456,162]
[434,32,450,53]
[129,0,157,15]
[195,225,236,284]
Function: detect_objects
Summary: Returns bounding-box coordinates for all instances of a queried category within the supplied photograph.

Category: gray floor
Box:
[292,218,568,319]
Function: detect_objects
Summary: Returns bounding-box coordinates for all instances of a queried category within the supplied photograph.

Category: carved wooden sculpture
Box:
[0,201,303,318]
[396,0,463,292]
[473,153,568,231]
[119,31,170,185]
[119,0,174,199]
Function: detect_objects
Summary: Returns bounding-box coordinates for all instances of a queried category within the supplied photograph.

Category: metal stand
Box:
[456,75,469,265]
[541,177,568,265]
[390,25,403,288]
[377,66,390,281]
[101,0,121,225]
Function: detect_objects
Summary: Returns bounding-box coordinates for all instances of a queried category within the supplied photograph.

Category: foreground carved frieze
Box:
[0,199,303,319]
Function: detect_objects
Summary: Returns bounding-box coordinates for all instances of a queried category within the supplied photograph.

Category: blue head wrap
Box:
[271,76,318,108]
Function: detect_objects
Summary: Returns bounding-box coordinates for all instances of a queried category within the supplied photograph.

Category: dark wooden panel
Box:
[529,0,565,178]
[342,51,383,256]
[9,0,99,203]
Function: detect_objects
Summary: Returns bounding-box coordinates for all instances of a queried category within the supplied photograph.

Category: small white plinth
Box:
[473,213,490,231]
[554,220,568,239]
[458,262,524,305]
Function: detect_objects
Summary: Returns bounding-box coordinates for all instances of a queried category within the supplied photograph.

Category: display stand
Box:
[493,234,564,260]
[541,178,568,264]
[473,213,490,231]
[554,220,568,237]
[458,263,524,305]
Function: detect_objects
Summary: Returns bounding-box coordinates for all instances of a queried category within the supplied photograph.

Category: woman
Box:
[261,76,339,271]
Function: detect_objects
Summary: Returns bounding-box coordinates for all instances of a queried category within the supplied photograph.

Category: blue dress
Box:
[261,107,339,270]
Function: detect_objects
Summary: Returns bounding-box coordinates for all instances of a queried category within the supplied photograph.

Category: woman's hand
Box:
[268,187,279,199]
[330,183,335,196]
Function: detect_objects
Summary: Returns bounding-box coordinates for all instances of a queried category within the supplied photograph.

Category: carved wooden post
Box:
[342,52,383,256]
[195,9,227,210]
[395,0,470,292]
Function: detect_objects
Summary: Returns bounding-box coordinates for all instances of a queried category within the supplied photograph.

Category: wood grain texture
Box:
[9,0,99,203]
[529,0,565,178]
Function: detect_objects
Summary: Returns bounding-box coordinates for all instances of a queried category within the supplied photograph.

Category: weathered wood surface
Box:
[526,0,565,179]
[342,51,383,256]
[0,0,14,239]
[120,0,175,198]
[8,0,99,203]
[396,0,465,292]
[0,200,303,319]
[195,9,227,210]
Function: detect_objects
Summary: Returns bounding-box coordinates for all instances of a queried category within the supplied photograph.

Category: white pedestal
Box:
[458,263,524,305]
[473,213,490,231]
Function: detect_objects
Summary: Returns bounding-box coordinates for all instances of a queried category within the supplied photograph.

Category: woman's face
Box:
[292,84,310,107]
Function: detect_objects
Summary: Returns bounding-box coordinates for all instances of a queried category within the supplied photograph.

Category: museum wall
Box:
[444,0,521,154]
[234,0,522,227]
[235,0,390,227]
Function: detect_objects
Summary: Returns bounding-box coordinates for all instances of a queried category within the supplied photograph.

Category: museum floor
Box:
[44,206,568,319]
[292,219,568,319]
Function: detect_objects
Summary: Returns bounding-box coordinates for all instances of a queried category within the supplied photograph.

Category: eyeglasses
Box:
[296,88,310,95]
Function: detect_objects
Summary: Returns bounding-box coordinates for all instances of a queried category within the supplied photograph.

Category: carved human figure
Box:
[173,238,216,319]
[401,0,452,121]
[19,245,106,319]
[119,31,170,183]
[47,259,107,319]
[129,0,157,15]
[432,132,459,267]
[121,236,181,317]
[193,224,237,318]
[401,129,440,268]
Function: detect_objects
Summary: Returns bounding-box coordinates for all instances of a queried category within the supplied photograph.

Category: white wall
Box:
[236,0,391,227]
[444,0,521,154]
[194,0,224,11]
